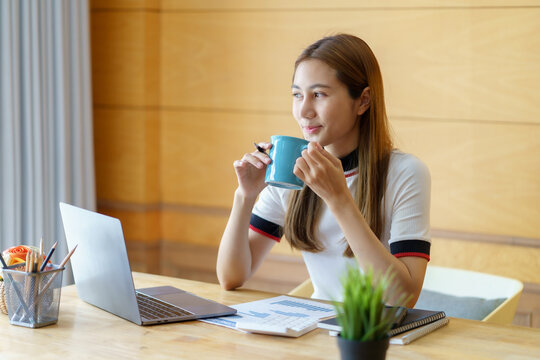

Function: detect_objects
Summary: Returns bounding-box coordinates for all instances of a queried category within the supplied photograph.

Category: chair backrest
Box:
[288,278,314,298]
[417,265,523,325]
[290,265,523,325]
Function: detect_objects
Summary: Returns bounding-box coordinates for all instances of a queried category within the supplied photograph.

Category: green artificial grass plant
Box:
[333,266,408,342]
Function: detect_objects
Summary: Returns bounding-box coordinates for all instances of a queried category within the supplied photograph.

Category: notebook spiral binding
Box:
[388,311,446,337]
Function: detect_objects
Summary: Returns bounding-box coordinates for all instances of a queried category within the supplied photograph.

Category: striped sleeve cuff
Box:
[390,240,431,261]
[249,214,283,242]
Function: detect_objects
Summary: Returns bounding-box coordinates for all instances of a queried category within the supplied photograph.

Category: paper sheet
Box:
[201,295,335,331]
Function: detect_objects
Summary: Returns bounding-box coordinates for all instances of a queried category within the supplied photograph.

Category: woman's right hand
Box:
[233,142,272,199]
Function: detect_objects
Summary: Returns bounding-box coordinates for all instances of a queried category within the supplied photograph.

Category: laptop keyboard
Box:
[136,292,193,320]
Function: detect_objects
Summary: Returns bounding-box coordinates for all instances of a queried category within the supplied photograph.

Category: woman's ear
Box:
[356,87,371,115]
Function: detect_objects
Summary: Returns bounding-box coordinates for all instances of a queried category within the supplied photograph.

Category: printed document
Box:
[201,295,335,331]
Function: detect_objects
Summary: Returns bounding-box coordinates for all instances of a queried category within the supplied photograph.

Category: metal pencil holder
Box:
[2,264,65,328]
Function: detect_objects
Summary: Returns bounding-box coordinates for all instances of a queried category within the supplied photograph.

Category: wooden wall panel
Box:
[392,118,540,238]
[430,237,540,284]
[161,210,229,246]
[160,12,299,112]
[91,10,159,106]
[160,9,540,124]
[160,110,300,207]
[160,208,303,258]
[160,241,308,294]
[160,0,540,11]
[94,108,160,203]
[91,0,160,10]
[99,208,161,244]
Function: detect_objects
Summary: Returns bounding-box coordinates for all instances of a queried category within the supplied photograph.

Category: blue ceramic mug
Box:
[265,135,309,190]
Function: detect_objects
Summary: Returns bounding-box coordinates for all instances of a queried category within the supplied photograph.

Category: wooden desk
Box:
[1,272,539,359]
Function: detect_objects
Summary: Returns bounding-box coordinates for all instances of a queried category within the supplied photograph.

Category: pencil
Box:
[254,142,266,153]
[40,241,58,272]
[25,250,31,273]
[58,244,78,268]
[30,245,78,310]
[0,253,8,269]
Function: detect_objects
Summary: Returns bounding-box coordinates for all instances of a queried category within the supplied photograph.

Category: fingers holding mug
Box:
[254,141,272,154]
[238,152,266,169]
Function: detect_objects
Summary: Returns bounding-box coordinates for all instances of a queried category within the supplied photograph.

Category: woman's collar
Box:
[340,149,358,171]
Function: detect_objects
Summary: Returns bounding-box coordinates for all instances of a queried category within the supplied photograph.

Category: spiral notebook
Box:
[318,307,446,339]
[389,317,450,345]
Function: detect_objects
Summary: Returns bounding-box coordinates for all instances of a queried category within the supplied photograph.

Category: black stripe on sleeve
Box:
[249,214,283,241]
[390,240,431,259]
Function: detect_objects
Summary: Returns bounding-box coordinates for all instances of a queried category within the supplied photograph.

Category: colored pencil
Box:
[37,245,78,297]
[40,241,58,272]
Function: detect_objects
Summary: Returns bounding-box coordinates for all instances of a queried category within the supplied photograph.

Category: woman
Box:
[216,34,430,306]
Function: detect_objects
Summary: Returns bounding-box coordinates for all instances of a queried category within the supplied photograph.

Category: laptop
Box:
[59,202,237,325]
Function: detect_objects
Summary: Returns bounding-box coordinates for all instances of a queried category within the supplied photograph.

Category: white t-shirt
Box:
[250,150,431,301]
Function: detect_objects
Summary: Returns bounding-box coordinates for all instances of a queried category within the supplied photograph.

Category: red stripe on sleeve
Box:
[393,252,430,261]
[249,225,281,242]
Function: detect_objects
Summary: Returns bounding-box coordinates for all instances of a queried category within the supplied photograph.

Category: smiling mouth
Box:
[303,126,322,134]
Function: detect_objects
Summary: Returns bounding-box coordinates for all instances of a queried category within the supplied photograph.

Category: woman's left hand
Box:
[293,142,351,206]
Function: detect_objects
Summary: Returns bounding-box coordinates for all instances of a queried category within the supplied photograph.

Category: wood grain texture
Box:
[91,10,159,106]
[91,0,160,10]
[2,273,539,359]
[160,8,540,123]
[125,239,161,273]
[161,209,229,246]
[159,0,540,11]
[96,208,161,244]
[393,118,540,239]
[94,108,160,203]
[160,207,305,257]
[430,237,540,284]
[160,110,299,207]
[160,241,307,294]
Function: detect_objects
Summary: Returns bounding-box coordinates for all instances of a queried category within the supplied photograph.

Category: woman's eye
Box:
[292,92,302,99]
[314,92,326,98]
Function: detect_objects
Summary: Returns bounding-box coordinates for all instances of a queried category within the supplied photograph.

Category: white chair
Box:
[288,278,313,298]
[416,265,523,325]
[289,265,523,325]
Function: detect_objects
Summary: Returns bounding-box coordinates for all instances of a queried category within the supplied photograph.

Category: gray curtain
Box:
[0,0,94,283]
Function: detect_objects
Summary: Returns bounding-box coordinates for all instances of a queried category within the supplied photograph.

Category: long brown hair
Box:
[283,34,393,257]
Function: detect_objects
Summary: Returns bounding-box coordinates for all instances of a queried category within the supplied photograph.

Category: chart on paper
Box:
[200,295,335,331]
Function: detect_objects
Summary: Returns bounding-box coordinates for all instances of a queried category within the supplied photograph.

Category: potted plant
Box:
[333,266,407,360]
